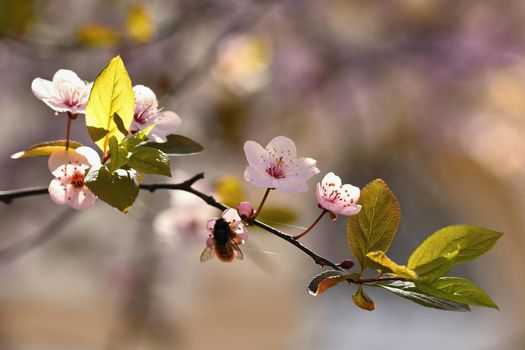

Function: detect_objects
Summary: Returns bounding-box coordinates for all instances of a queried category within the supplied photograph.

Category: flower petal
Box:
[31,78,59,101]
[133,85,158,112]
[52,69,85,88]
[274,177,308,192]
[48,149,88,176]
[48,179,68,205]
[148,111,182,143]
[244,166,274,188]
[68,188,96,210]
[75,147,101,168]
[222,208,241,223]
[266,136,297,159]
[294,157,320,180]
[340,204,362,216]
[244,140,269,167]
[340,184,360,203]
[321,172,342,188]
[207,219,217,233]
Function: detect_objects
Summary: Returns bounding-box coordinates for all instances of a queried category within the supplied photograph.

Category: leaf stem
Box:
[293,209,328,240]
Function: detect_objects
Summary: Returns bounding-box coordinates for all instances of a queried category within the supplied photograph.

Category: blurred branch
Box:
[0,208,76,263]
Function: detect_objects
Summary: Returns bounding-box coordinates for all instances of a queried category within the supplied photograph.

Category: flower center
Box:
[70,171,85,188]
[134,103,158,125]
[266,157,287,179]
[64,88,80,107]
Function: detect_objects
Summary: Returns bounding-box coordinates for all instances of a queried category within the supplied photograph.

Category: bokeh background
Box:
[0,0,524,349]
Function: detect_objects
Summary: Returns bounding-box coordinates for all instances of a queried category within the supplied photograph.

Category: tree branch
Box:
[0,173,343,271]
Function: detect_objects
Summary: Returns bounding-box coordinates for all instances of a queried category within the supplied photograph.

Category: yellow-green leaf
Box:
[347,179,401,270]
[86,56,134,153]
[366,251,417,280]
[412,248,459,282]
[408,225,503,273]
[126,5,154,43]
[11,140,83,159]
[416,277,498,309]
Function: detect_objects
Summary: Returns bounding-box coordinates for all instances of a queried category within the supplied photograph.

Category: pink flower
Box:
[48,147,101,210]
[31,69,92,114]
[206,208,248,247]
[237,201,255,221]
[243,136,319,192]
[316,172,361,220]
[130,85,182,142]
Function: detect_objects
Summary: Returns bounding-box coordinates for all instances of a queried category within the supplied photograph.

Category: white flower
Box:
[48,147,101,210]
[31,69,92,114]
[243,136,319,192]
[130,85,182,142]
[206,208,248,247]
[316,172,361,219]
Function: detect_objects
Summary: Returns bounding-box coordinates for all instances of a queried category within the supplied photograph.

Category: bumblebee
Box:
[200,217,244,262]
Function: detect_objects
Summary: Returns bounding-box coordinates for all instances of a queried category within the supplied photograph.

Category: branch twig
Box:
[0,173,343,271]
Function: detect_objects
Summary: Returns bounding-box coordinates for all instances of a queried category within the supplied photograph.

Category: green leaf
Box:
[108,136,129,172]
[122,125,154,151]
[365,251,417,280]
[145,134,204,155]
[347,179,401,269]
[307,270,355,296]
[85,166,139,212]
[128,146,171,177]
[378,281,471,312]
[408,225,503,275]
[416,277,498,309]
[86,55,134,152]
[413,249,459,282]
[353,285,375,311]
[11,140,83,159]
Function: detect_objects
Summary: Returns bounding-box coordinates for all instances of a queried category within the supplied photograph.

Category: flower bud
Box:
[237,201,255,220]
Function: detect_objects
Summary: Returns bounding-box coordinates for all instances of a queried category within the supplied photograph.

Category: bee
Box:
[200,217,244,263]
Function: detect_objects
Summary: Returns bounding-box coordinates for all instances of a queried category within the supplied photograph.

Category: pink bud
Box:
[237,201,255,220]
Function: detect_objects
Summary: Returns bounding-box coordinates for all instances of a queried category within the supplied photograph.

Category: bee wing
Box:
[200,245,215,262]
[232,242,244,260]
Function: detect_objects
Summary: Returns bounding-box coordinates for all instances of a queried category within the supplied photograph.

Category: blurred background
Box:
[0,0,524,349]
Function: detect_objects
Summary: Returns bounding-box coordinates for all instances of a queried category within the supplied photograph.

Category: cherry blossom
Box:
[243,136,319,192]
[206,208,248,248]
[48,147,101,210]
[31,69,92,115]
[130,85,182,142]
[316,172,361,220]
